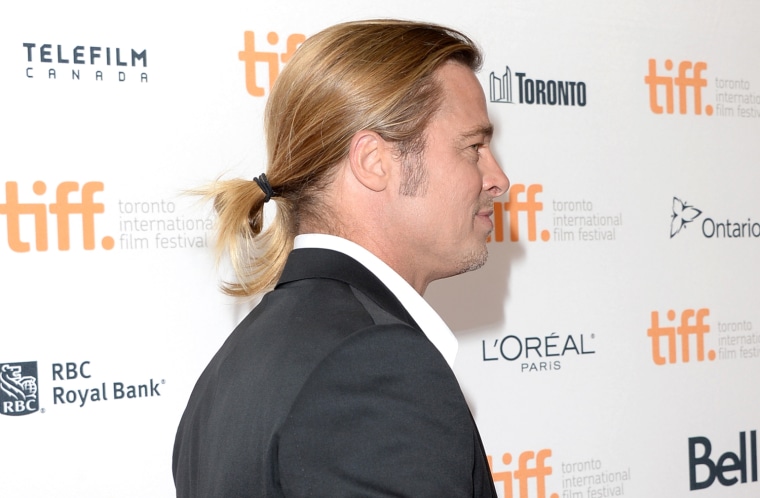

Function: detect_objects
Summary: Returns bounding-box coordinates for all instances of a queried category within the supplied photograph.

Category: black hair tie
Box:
[253,173,277,203]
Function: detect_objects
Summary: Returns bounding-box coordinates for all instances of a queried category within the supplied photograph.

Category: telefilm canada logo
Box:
[0,362,39,416]
[22,41,148,82]
[669,196,760,240]
[489,65,587,107]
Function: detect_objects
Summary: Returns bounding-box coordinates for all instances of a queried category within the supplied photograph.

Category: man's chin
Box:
[459,247,488,275]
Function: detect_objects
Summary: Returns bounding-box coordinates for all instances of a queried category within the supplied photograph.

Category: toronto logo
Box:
[670,197,702,238]
[489,65,587,107]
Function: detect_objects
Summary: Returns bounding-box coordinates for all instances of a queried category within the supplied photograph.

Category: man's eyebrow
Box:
[459,124,494,141]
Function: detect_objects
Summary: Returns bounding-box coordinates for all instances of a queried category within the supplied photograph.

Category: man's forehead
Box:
[459,124,494,140]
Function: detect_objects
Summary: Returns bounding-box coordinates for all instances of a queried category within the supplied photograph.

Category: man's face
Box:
[391,62,510,291]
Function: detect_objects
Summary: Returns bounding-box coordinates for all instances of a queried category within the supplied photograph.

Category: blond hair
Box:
[205,19,482,296]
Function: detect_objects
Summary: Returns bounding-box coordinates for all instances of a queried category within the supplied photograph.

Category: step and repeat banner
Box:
[2,1,758,496]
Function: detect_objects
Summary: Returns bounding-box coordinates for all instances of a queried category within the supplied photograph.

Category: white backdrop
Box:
[2,1,759,496]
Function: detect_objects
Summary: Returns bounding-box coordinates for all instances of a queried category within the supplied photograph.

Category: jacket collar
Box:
[277,248,421,331]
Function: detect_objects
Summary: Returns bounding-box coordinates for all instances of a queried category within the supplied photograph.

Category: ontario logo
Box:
[670,197,702,238]
[489,65,587,107]
[239,30,306,97]
[1,362,39,416]
[669,196,760,239]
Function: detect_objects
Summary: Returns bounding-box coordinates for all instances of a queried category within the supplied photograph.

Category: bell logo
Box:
[689,431,758,490]
[492,184,551,243]
[647,308,715,365]
[644,59,713,115]
[489,449,559,498]
[0,181,113,252]
[238,30,305,97]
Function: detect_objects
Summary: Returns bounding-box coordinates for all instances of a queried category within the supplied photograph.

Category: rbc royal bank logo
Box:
[1,362,39,416]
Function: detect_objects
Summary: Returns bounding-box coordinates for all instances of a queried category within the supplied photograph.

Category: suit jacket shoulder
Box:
[173,249,495,497]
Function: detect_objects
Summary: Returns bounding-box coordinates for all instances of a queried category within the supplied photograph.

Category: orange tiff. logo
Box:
[0,181,113,252]
[238,30,306,97]
[489,449,559,498]
[647,308,715,365]
[492,184,551,243]
[645,59,713,115]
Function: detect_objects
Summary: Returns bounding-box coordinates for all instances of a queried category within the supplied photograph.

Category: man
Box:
[173,19,510,497]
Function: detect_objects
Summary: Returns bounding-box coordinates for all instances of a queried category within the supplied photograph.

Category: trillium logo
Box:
[670,197,702,238]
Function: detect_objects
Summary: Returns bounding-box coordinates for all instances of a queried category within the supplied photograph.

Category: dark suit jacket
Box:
[173,248,496,497]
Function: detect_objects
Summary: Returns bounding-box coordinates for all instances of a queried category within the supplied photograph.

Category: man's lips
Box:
[476,204,494,218]
[476,207,494,228]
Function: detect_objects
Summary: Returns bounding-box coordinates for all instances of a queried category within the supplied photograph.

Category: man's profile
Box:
[173,19,509,497]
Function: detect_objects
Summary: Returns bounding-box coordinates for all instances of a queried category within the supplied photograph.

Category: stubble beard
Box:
[457,200,494,274]
[456,241,489,276]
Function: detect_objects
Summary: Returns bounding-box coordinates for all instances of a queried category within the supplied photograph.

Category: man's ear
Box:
[347,130,391,192]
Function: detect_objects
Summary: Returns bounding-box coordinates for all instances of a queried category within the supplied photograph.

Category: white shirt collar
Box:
[293,234,458,368]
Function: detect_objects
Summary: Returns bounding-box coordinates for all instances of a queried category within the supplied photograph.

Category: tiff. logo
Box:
[490,449,559,498]
[492,184,550,243]
[647,308,715,365]
[0,181,113,252]
[644,59,713,115]
[238,31,305,97]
